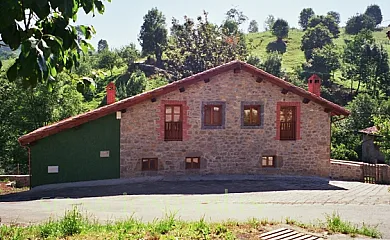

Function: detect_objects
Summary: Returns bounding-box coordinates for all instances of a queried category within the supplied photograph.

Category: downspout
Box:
[19,142,31,190]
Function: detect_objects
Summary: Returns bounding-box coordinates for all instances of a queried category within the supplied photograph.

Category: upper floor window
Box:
[204,105,222,126]
[280,106,296,140]
[165,105,183,141]
[243,105,261,126]
[202,102,226,129]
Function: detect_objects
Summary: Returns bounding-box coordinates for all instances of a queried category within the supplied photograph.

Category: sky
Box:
[76,0,390,49]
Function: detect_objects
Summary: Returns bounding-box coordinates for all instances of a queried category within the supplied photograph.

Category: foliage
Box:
[117,43,140,65]
[266,39,287,54]
[327,11,341,25]
[97,39,109,53]
[299,8,315,30]
[374,116,390,164]
[303,44,340,84]
[343,31,390,96]
[271,19,289,40]
[145,74,169,91]
[301,24,333,60]
[307,15,340,38]
[246,53,283,77]
[0,72,85,173]
[116,70,146,100]
[365,5,382,26]
[97,50,122,75]
[262,52,283,77]
[225,8,248,26]
[166,12,248,79]
[264,15,275,31]
[345,14,376,35]
[0,0,109,90]
[248,20,259,33]
[138,8,168,65]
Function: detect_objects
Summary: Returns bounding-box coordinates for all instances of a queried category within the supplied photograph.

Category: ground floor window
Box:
[185,157,200,169]
[262,156,275,167]
[142,158,158,171]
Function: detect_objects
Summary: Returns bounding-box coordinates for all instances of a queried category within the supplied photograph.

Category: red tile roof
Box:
[359,126,379,135]
[18,60,350,145]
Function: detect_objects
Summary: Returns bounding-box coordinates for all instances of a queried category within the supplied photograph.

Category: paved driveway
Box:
[1,176,389,238]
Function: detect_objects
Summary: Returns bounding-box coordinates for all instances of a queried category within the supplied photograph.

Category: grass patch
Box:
[0,208,382,239]
[326,212,381,238]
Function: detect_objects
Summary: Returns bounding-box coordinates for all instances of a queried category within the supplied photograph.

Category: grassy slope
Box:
[247,28,390,89]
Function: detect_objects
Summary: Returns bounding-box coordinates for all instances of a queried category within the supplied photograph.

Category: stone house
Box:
[19,61,349,187]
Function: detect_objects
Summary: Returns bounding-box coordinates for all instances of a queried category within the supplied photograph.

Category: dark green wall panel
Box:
[30,114,120,187]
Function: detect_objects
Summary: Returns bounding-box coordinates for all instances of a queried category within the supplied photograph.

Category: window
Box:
[165,105,183,141]
[243,105,261,126]
[185,157,200,169]
[262,156,275,167]
[280,106,296,140]
[142,158,158,171]
[204,105,222,126]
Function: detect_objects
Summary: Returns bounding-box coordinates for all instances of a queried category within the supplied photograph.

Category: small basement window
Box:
[142,158,158,171]
[185,157,200,169]
[262,156,275,167]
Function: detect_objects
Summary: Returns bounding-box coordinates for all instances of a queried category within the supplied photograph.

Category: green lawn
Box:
[246,28,390,90]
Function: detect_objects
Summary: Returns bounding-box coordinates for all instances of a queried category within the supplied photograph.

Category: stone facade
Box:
[120,70,331,178]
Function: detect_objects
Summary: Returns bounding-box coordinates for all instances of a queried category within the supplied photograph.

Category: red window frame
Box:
[164,105,183,141]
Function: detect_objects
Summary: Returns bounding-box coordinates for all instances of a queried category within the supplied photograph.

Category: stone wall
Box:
[330,159,390,183]
[330,160,363,181]
[0,175,30,187]
[120,70,331,178]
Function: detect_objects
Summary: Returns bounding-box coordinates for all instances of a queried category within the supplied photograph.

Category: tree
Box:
[374,116,390,164]
[248,20,259,33]
[365,5,382,25]
[264,15,275,31]
[97,39,109,53]
[307,15,340,38]
[0,72,85,173]
[138,8,168,66]
[343,31,390,96]
[0,0,107,90]
[301,24,333,60]
[117,43,140,65]
[98,50,122,75]
[166,12,247,79]
[303,44,340,85]
[299,8,315,30]
[345,14,376,35]
[271,19,289,40]
[225,8,248,25]
[116,70,146,100]
[327,11,341,24]
[145,74,169,91]
[262,52,283,77]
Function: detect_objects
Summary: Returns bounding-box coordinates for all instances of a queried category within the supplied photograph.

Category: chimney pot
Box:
[106,82,116,105]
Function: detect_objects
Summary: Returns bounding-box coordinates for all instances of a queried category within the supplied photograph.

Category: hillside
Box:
[247,28,390,89]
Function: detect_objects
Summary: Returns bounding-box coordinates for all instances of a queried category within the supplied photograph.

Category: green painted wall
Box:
[30,114,120,187]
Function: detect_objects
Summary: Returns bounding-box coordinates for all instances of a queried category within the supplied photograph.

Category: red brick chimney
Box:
[308,74,321,96]
[106,82,116,105]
